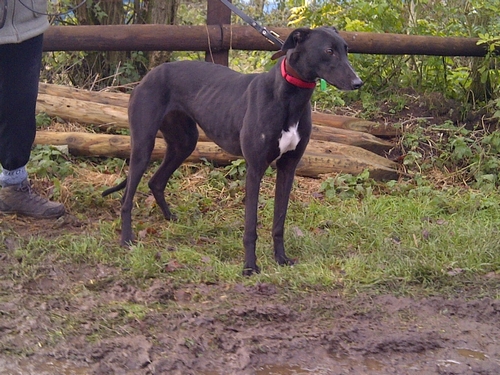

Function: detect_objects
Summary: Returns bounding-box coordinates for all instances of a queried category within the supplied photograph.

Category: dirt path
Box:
[1,257,500,375]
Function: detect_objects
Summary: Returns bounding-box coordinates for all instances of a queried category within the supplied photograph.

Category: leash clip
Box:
[269,30,281,39]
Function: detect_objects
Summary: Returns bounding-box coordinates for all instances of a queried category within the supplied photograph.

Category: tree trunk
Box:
[147,0,179,68]
[100,0,127,70]
[73,0,128,88]
[469,57,493,103]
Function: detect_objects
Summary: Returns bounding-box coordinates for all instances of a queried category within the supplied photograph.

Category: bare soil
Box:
[1,246,500,375]
[1,98,500,375]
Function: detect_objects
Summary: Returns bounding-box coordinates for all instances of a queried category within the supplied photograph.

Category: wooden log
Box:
[34,131,399,180]
[225,26,489,57]
[311,112,400,137]
[36,93,128,129]
[37,84,400,137]
[36,92,394,154]
[42,25,490,57]
[43,25,223,53]
[311,125,393,154]
[34,131,239,165]
[38,83,129,108]
[297,153,397,180]
[300,140,398,180]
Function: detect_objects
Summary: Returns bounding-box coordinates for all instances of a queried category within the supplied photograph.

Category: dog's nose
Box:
[352,78,364,90]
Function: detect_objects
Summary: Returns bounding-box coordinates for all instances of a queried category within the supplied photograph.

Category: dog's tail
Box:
[102,178,127,197]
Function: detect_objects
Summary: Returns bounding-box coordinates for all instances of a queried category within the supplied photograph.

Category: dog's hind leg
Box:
[120,132,157,246]
[119,92,166,246]
[148,112,199,221]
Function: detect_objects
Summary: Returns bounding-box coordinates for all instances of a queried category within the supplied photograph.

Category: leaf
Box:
[422,229,430,240]
[138,229,148,239]
[292,226,304,237]
[450,137,472,161]
[165,260,184,272]
[446,268,464,276]
[145,195,156,209]
[138,227,158,239]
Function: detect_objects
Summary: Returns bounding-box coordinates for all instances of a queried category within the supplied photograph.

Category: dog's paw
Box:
[165,213,178,221]
[242,264,261,277]
[120,236,136,248]
[276,256,297,266]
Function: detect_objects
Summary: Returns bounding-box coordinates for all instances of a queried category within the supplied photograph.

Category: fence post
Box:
[206,0,231,65]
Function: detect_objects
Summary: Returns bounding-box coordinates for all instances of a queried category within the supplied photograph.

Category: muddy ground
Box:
[1,217,500,375]
[2,96,500,375]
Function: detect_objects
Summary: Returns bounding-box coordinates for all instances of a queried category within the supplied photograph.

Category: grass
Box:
[3,155,500,297]
[3,153,500,353]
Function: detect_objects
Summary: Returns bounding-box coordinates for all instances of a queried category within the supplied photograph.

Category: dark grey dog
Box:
[103,26,363,275]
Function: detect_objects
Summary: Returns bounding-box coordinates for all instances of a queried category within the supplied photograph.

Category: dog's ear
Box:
[282,27,312,50]
[271,27,312,60]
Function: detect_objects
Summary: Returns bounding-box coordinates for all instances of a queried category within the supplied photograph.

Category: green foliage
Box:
[319,169,372,199]
[224,159,247,179]
[27,145,74,179]
[90,157,128,175]
[401,121,500,189]
[288,0,500,114]
[113,51,149,86]
[477,32,500,117]
[222,159,274,180]
[42,51,88,86]
[35,112,52,128]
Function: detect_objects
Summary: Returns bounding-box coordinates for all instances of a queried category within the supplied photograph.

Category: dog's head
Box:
[277,27,363,91]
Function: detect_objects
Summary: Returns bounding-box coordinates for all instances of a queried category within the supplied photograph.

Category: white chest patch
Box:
[278,123,300,158]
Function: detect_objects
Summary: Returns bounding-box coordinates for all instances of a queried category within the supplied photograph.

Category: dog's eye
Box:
[325,48,334,55]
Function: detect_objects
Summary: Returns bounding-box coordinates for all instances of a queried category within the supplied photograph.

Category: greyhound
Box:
[102,26,363,275]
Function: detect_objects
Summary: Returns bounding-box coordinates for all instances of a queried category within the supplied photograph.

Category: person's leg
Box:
[0,35,65,218]
[0,35,42,177]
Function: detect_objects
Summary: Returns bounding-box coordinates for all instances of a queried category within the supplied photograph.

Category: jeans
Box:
[0,33,43,171]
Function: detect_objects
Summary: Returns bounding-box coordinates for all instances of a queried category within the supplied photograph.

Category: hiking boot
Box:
[0,179,65,219]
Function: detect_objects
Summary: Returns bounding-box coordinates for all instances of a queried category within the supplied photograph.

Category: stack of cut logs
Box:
[35,83,401,180]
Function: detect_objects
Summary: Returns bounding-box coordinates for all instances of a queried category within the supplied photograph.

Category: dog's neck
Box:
[281,58,316,89]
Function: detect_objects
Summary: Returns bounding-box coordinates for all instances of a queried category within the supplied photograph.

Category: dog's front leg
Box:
[242,163,268,276]
[272,152,302,266]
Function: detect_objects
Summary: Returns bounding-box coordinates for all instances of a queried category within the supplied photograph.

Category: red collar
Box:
[280,58,316,89]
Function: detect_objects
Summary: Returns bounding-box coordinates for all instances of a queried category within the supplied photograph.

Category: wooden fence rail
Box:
[43,25,489,57]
